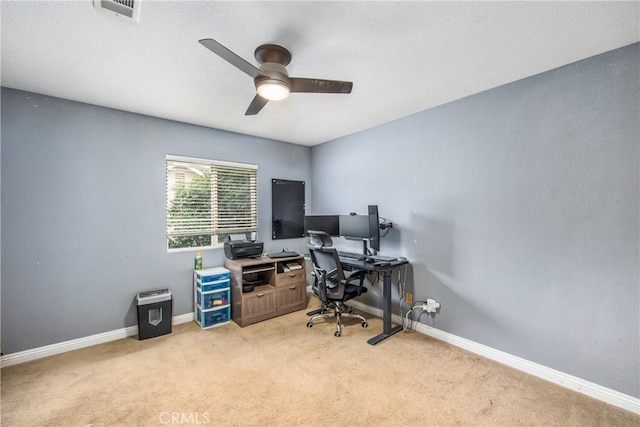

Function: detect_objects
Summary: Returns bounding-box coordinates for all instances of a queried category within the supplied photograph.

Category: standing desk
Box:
[339,257,409,345]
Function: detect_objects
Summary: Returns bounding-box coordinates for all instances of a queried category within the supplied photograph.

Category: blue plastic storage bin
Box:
[196,305,231,328]
[194,266,230,283]
[197,288,230,310]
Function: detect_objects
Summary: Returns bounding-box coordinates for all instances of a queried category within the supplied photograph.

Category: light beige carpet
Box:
[2,297,639,426]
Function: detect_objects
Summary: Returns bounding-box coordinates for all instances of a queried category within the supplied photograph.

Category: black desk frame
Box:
[339,257,408,345]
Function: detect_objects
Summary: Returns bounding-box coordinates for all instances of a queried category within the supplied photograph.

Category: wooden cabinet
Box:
[224,255,307,327]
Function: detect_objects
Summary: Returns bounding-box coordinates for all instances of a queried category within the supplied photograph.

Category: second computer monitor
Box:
[304,215,340,236]
[339,215,370,240]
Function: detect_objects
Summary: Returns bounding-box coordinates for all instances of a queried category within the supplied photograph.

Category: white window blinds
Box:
[166,155,258,250]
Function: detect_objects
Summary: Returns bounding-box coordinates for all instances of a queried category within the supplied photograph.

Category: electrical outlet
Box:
[425,298,441,313]
[405,292,413,304]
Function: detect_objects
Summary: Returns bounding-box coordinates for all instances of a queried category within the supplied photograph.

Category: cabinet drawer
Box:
[242,287,276,323]
[276,269,305,287]
[196,288,230,310]
[196,278,230,292]
[195,267,230,283]
[277,283,306,312]
[196,306,230,329]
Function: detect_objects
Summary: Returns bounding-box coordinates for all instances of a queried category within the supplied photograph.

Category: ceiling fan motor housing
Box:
[255,62,291,90]
[254,44,292,66]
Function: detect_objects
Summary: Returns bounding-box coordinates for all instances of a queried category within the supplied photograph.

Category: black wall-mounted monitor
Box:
[368,205,380,252]
[304,215,340,236]
[272,179,305,239]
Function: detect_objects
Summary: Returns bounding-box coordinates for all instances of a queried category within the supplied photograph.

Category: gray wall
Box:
[310,43,639,397]
[2,43,638,400]
[1,88,311,354]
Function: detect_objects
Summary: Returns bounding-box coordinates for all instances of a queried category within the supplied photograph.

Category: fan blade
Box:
[290,78,353,94]
[245,94,269,116]
[199,38,264,79]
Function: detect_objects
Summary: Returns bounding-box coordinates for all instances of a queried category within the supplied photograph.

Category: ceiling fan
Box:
[198,38,353,116]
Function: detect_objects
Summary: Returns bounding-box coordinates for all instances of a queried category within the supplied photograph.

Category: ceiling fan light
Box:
[257,81,290,101]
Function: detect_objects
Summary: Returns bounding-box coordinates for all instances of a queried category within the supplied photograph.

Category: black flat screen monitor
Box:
[304,215,340,236]
[368,205,380,251]
[339,215,369,240]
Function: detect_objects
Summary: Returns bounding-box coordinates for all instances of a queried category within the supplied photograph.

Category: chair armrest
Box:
[344,270,368,296]
[345,270,367,283]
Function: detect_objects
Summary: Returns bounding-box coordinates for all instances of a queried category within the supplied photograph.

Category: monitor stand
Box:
[362,239,370,257]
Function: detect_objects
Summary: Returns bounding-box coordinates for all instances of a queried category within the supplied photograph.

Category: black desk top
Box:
[339,256,408,272]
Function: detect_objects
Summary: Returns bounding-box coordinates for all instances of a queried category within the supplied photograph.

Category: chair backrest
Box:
[308,245,347,301]
[307,230,334,248]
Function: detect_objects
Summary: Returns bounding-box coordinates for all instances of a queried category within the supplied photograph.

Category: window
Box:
[166,155,258,250]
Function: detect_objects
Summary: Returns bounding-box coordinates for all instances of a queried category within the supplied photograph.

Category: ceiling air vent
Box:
[94,0,141,23]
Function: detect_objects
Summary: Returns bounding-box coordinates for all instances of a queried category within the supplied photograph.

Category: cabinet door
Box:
[277,282,306,313]
[242,288,276,324]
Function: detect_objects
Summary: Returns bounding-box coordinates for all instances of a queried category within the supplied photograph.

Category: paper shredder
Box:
[136,288,172,340]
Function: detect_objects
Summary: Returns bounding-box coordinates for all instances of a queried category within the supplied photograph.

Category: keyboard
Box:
[337,251,366,260]
[266,251,299,258]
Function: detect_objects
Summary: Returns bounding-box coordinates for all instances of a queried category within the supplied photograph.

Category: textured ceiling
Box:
[2,1,638,146]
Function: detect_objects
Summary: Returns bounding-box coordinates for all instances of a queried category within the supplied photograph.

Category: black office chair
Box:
[306,230,368,337]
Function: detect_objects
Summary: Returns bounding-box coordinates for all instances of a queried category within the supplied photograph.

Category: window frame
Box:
[166,154,258,252]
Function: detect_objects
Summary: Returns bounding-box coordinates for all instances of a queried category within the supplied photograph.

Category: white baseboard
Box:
[346,300,640,415]
[0,312,194,368]
[3,303,638,415]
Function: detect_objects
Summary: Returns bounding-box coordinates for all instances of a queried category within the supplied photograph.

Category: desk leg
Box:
[367,270,402,345]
